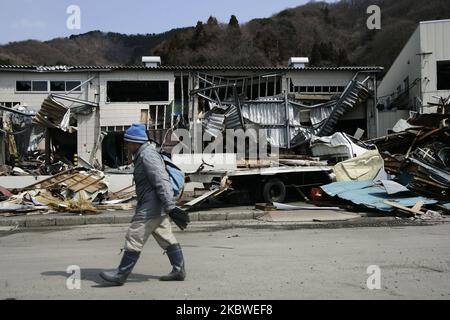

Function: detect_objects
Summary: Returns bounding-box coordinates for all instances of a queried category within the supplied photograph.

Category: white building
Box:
[0,60,382,167]
[377,19,450,134]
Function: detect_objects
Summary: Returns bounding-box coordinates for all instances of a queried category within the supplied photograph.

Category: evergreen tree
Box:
[228,15,240,30]
[207,16,218,26]
[321,5,331,24]
[190,21,205,50]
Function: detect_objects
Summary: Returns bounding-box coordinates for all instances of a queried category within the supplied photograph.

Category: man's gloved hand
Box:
[168,207,190,230]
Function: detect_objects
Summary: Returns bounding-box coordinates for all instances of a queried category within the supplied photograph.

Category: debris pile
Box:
[366,114,450,201]
[0,168,113,216]
[313,114,450,218]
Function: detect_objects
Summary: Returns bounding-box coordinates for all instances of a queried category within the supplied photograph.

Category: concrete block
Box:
[0,218,26,227]
[198,212,227,221]
[55,216,86,226]
[85,215,114,225]
[226,211,255,221]
[188,212,199,222]
[25,217,56,227]
[114,215,132,224]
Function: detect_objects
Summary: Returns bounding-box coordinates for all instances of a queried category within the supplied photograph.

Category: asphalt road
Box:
[1,222,450,300]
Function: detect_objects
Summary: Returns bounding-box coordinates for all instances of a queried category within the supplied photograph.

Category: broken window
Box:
[107,81,169,102]
[174,75,189,123]
[437,60,450,90]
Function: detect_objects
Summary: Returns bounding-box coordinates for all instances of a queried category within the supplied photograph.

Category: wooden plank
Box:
[384,200,424,215]
[71,176,105,193]
[96,203,134,210]
[67,174,98,191]
[20,169,74,191]
[66,173,94,189]
[42,174,75,189]
[411,200,424,213]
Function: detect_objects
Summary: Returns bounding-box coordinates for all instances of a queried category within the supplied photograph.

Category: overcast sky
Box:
[0,0,338,44]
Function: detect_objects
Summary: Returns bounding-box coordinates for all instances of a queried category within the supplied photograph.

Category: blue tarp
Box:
[321,180,438,212]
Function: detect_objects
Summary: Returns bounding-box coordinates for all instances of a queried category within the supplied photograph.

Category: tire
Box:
[262,178,286,203]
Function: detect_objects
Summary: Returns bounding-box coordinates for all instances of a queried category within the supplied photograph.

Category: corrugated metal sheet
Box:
[0,65,384,73]
[242,103,285,125]
[310,105,333,126]
[321,180,437,212]
[32,96,70,130]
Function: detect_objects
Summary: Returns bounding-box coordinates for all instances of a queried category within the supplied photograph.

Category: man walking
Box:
[100,123,188,285]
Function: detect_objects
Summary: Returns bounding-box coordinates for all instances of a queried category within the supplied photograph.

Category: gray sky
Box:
[0,0,337,44]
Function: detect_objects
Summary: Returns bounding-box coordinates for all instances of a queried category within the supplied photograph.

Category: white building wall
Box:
[377,27,421,136]
[98,71,175,127]
[289,70,355,86]
[377,19,450,135]
[378,27,422,104]
[0,71,92,110]
[420,19,450,112]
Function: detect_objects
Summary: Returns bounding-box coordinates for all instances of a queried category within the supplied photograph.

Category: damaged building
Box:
[0,58,383,171]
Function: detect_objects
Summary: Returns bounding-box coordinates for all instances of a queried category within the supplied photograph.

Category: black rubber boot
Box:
[99,250,141,286]
[160,244,186,281]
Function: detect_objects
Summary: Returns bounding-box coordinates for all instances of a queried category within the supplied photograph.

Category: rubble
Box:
[0,168,110,216]
[193,73,374,150]
[314,113,450,217]
[310,132,375,163]
[321,180,437,213]
[366,114,450,201]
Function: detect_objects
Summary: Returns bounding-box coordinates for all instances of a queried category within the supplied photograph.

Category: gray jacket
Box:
[132,142,175,221]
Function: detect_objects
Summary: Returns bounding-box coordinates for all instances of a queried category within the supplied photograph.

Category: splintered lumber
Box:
[71,176,105,193]
[384,200,424,215]
[96,203,134,210]
[109,185,136,200]
[19,169,75,191]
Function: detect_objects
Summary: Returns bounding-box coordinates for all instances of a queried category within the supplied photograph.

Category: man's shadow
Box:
[41,269,161,288]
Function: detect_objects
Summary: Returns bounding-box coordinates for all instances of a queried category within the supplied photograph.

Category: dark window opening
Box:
[259,79,267,97]
[32,81,48,92]
[174,76,189,122]
[251,83,259,100]
[102,131,127,168]
[50,81,65,91]
[66,81,81,92]
[333,119,367,140]
[289,79,294,92]
[267,78,275,97]
[437,60,450,90]
[107,81,169,102]
[16,81,31,92]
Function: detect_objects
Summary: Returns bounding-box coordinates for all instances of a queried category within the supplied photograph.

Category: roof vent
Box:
[288,57,309,69]
[142,56,161,68]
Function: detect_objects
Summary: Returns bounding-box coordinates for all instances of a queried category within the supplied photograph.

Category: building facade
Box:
[0,62,382,167]
[377,19,450,135]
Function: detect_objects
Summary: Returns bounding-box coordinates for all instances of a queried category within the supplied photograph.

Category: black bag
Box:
[168,207,190,230]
